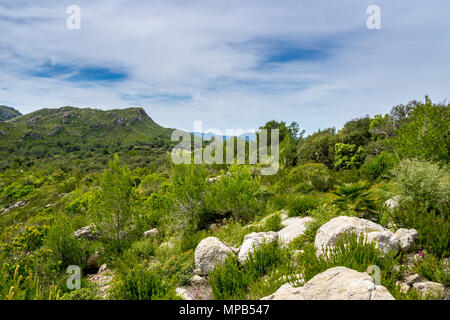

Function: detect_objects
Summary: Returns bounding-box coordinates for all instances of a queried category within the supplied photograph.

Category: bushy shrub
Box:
[209,255,248,300]
[362,152,399,180]
[245,242,286,281]
[125,239,157,261]
[413,252,449,286]
[180,230,210,252]
[391,158,449,214]
[263,214,283,232]
[388,204,449,257]
[287,194,320,217]
[43,215,91,269]
[110,264,177,300]
[332,181,377,219]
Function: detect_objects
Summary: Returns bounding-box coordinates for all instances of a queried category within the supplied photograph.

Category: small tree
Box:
[90,154,135,252]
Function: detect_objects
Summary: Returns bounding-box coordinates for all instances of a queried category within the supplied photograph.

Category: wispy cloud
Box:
[0,0,449,133]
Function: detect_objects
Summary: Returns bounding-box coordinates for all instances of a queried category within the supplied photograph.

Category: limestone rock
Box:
[238,232,278,264]
[413,281,444,299]
[394,228,418,252]
[261,267,395,300]
[176,287,194,300]
[314,216,399,257]
[277,217,314,246]
[194,237,234,275]
[384,196,401,210]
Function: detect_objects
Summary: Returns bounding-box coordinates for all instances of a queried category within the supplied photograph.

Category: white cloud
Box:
[0,0,449,134]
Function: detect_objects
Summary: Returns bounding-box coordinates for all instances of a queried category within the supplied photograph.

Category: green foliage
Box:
[90,154,136,251]
[180,230,210,253]
[263,214,283,232]
[209,255,248,300]
[391,158,449,214]
[413,252,449,286]
[110,264,177,300]
[287,194,320,217]
[205,165,264,222]
[395,98,449,162]
[388,203,449,257]
[0,265,61,300]
[334,143,364,170]
[332,181,377,218]
[296,128,336,168]
[43,215,91,269]
[245,242,286,282]
[362,152,399,180]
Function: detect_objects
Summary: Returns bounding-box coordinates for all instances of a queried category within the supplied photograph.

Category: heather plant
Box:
[209,255,248,300]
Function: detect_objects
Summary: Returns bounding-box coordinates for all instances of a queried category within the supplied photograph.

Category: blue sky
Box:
[0,0,449,134]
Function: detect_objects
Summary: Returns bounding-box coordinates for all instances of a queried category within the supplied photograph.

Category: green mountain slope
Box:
[0,106,175,171]
[0,105,21,122]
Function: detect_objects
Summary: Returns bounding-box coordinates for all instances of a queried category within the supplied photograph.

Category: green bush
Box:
[263,214,283,232]
[209,255,248,300]
[110,264,177,300]
[362,152,399,180]
[413,252,449,286]
[332,181,377,219]
[392,158,449,214]
[43,215,91,269]
[245,242,286,281]
[180,230,210,252]
[287,194,320,217]
[388,204,449,257]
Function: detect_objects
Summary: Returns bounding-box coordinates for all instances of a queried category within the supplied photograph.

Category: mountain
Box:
[0,105,21,121]
[0,106,175,171]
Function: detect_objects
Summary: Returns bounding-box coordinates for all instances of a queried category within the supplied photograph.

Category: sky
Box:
[0,0,449,134]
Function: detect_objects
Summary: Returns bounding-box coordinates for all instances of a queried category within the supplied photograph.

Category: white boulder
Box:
[277,217,315,246]
[194,237,234,275]
[314,216,399,257]
[394,228,418,252]
[261,266,395,300]
[238,232,278,264]
[413,281,444,299]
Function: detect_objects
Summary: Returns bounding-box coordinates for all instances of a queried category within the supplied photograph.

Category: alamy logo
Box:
[66,5,81,30]
[171,121,279,175]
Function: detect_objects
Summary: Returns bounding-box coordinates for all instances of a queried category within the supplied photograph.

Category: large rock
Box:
[277,217,315,246]
[261,266,394,300]
[394,228,418,252]
[314,216,399,257]
[238,232,278,264]
[413,281,444,299]
[74,225,96,240]
[194,237,234,275]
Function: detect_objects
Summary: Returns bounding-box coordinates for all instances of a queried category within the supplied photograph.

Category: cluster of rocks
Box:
[0,200,28,215]
[190,208,445,300]
[87,264,114,299]
[74,225,97,240]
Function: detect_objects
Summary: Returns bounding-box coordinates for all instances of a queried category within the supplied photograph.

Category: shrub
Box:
[180,230,210,252]
[245,242,286,281]
[413,252,449,286]
[392,158,449,214]
[362,152,399,180]
[43,215,91,269]
[126,239,157,261]
[110,264,177,300]
[287,194,319,217]
[263,214,283,232]
[209,255,248,300]
[332,181,377,219]
[388,203,449,257]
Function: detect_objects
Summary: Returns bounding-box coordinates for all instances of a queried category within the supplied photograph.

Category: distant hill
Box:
[0,105,21,121]
[0,106,175,171]
[191,131,257,142]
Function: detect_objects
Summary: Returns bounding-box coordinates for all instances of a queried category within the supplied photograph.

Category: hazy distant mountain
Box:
[191,131,256,142]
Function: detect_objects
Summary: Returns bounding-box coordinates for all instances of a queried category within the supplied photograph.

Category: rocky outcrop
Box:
[394,228,418,252]
[277,217,314,246]
[74,225,96,240]
[87,264,113,299]
[238,232,278,264]
[413,281,444,299]
[261,267,394,300]
[143,228,159,238]
[176,287,194,300]
[194,237,234,275]
[1,200,28,215]
[314,216,399,257]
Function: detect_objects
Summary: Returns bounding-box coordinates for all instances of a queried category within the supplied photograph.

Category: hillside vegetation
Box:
[0,97,448,300]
